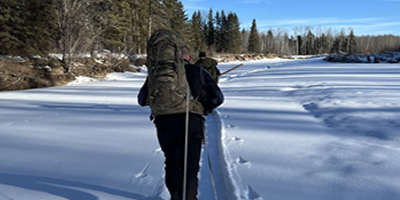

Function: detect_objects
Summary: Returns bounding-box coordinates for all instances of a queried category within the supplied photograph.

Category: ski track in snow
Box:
[199,110,239,200]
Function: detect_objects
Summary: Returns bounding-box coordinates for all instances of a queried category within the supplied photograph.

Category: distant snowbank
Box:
[67,76,101,85]
[68,70,148,85]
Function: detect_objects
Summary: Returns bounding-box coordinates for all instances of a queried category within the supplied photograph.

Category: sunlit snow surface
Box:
[1,57,400,200]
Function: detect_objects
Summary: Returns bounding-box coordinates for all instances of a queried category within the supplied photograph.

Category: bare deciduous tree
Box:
[54,0,109,72]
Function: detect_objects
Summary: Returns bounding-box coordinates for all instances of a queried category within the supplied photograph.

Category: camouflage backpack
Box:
[196,58,219,83]
[146,29,202,117]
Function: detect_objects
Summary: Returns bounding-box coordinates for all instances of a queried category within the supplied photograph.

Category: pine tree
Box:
[266,30,274,54]
[189,11,206,55]
[205,8,216,52]
[100,0,131,52]
[219,11,234,53]
[215,11,221,52]
[131,0,153,54]
[240,28,249,53]
[305,30,315,55]
[248,19,260,53]
[347,29,357,54]
[24,0,58,55]
[0,0,25,55]
[331,38,340,53]
[216,11,228,52]
[163,0,188,41]
[226,12,241,53]
[0,0,57,55]
[288,35,297,55]
[320,33,328,54]
[297,35,304,55]
[282,33,290,55]
[339,29,347,53]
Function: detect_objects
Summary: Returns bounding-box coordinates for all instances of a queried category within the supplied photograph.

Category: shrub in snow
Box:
[325,52,400,63]
[324,53,364,63]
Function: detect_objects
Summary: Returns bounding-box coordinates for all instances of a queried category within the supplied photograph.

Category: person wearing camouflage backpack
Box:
[138,29,223,200]
[195,52,221,83]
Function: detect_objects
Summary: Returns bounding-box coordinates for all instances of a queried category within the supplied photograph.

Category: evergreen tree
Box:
[131,0,153,54]
[163,0,188,41]
[331,38,340,53]
[216,10,228,52]
[297,35,304,55]
[266,30,274,54]
[282,33,290,55]
[24,0,58,55]
[320,33,328,54]
[305,30,315,55]
[248,19,260,53]
[0,0,57,55]
[3,0,398,61]
[102,1,122,49]
[240,28,249,53]
[0,0,25,55]
[288,35,297,55]
[347,29,357,53]
[215,11,221,52]
[339,29,347,53]
[100,0,131,52]
[189,11,206,55]
[226,12,241,53]
[205,8,216,52]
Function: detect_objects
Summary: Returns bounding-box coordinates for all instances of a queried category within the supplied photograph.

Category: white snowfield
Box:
[1,57,400,200]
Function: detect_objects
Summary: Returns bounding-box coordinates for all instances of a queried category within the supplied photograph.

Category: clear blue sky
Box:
[180,0,400,36]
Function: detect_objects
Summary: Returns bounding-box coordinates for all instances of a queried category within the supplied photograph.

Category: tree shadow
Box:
[0,173,162,200]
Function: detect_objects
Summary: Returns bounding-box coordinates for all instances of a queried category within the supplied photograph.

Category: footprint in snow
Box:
[134,163,150,179]
[222,115,230,119]
[247,185,262,200]
[236,156,250,166]
[226,124,236,128]
[131,163,157,192]
[303,102,318,111]
[280,87,297,92]
[153,148,162,154]
[231,136,244,142]
[1,122,15,126]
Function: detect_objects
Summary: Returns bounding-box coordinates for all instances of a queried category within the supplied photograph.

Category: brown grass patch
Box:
[0,56,141,92]
[0,60,74,91]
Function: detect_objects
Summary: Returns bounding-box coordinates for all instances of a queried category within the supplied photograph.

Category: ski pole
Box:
[219,63,244,76]
[183,81,190,200]
[205,138,219,200]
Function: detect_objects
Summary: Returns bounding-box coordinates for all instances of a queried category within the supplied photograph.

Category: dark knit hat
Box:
[199,52,206,57]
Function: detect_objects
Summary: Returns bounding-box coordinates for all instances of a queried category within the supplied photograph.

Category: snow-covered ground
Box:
[1,57,400,200]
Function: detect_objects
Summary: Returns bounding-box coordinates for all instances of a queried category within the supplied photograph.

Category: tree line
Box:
[1,0,400,71]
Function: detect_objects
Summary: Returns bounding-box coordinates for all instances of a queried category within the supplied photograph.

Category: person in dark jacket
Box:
[195,52,221,83]
[138,46,223,200]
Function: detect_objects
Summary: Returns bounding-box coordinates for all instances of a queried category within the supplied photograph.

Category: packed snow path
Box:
[2,57,400,200]
[199,110,237,200]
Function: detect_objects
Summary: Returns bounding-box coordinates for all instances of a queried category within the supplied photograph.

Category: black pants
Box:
[154,113,204,200]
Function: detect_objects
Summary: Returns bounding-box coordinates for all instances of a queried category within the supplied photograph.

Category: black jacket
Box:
[138,63,224,115]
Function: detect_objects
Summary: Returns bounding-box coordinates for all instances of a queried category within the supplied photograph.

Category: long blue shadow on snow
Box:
[0,173,162,200]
